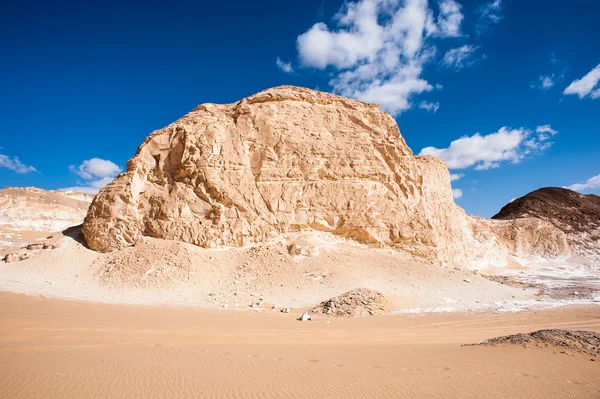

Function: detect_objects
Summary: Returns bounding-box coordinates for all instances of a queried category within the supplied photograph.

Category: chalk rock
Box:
[82,86,570,268]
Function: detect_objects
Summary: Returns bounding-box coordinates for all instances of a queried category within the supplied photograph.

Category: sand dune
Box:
[0,292,598,399]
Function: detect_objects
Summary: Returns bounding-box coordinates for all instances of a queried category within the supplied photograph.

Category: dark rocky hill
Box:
[493,187,600,263]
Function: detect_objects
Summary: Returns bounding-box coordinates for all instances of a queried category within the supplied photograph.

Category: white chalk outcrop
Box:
[82,86,570,268]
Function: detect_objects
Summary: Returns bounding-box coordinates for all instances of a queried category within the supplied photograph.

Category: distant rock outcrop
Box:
[0,187,92,233]
[82,86,570,268]
[493,188,600,264]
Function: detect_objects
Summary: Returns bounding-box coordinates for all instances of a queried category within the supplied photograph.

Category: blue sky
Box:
[1,0,599,217]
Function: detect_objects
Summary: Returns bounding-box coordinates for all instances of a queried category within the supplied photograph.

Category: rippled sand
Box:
[0,293,598,398]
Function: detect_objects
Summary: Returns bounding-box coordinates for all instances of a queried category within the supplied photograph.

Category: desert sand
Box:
[0,292,598,399]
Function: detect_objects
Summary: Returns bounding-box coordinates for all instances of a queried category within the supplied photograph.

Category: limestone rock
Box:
[82,86,570,268]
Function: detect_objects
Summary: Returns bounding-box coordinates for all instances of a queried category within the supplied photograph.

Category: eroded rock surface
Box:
[82,86,569,267]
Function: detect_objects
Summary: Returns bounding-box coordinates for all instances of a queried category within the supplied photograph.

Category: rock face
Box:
[0,187,93,233]
[493,188,600,264]
[82,86,569,267]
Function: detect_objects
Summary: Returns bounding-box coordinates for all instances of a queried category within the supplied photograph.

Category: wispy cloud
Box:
[452,188,463,199]
[0,153,37,174]
[450,173,464,181]
[564,173,600,192]
[563,63,600,99]
[276,57,294,74]
[419,125,558,170]
[535,124,558,140]
[294,0,466,115]
[441,45,482,70]
[531,53,567,90]
[475,0,502,37]
[419,101,440,112]
[531,75,556,90]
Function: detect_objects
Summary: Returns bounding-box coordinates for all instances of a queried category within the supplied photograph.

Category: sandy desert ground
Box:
[0,292,598,399]
[1,187,599,399]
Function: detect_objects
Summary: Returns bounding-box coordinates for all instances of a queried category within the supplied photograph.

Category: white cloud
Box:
[531,75,555,90]
[295,0,465,115]
[69,158,121,180]
[65,158,121,194]
[450,173,464,181]
[563,63,600,99]
[428,0,464,38]
[535,124,558,141]
[276,57,294,73]
[419,125,557,170]
[0,153,37,174]
[452,188,463,199]
[475,0,502,37]
[419,100,440,112]
[564,173,600,192]
[441,45,481,70]
[531,54,567,90]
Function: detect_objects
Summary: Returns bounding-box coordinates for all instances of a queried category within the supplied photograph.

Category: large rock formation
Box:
[493,188,600,264]
[82,86,569,268]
